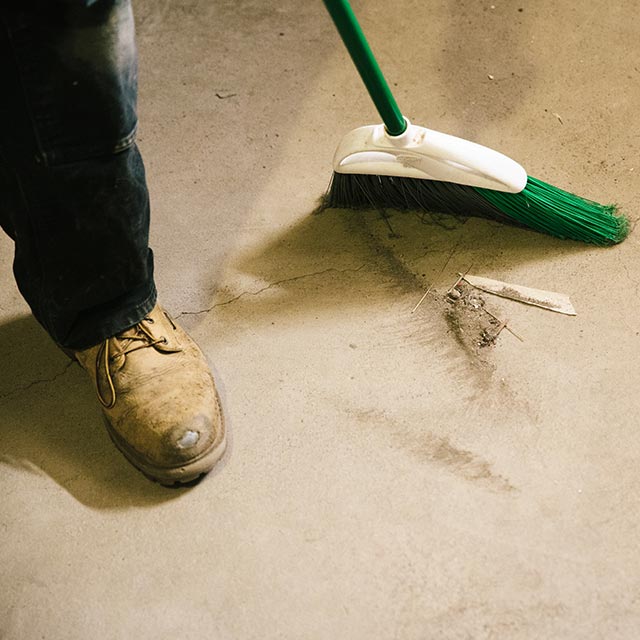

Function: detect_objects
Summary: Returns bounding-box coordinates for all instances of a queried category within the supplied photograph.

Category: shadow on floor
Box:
[184,206,593,328]
[0,210,595,508]
[0,315,199,509]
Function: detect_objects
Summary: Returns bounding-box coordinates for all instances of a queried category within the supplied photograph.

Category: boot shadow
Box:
[0,314,194,508]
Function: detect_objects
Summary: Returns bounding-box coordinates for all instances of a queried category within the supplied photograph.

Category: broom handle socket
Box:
[323,0,407,136]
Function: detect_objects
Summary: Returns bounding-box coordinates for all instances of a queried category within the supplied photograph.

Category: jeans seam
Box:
[113,127,137,153]
[46,124,138,167]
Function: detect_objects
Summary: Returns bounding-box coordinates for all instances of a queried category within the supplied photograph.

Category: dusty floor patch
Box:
[349,406,516,492]
[409,432,516,493]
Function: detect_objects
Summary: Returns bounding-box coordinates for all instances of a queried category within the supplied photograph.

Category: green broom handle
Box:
[322,0,407,136]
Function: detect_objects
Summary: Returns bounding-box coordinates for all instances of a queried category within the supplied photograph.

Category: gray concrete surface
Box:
[2,1,640,638]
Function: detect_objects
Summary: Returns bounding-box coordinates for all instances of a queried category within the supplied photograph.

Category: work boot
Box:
[72,303,226,485]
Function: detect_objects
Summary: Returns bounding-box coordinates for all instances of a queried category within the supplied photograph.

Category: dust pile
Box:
[444,282,501,356]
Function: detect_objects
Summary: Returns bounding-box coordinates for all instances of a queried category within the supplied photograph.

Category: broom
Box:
[322,0,629,246]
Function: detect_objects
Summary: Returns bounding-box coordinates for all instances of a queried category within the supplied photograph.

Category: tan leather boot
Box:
[73,304,226,485]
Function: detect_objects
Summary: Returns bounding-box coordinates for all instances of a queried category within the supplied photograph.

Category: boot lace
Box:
[96,316,168,409]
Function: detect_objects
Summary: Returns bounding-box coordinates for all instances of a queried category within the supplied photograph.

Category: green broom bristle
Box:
[476,176,628,245]
[325,172,629,246]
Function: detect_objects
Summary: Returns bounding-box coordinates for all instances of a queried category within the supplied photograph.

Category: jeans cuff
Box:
[58,281,158,351]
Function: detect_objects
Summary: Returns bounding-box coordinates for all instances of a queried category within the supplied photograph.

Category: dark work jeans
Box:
[0,0,156,350]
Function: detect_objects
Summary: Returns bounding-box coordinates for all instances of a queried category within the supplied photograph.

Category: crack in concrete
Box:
[176,264,367,318]
[0,360,75,405]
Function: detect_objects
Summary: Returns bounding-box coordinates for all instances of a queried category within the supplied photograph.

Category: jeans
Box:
[0,0,156,350]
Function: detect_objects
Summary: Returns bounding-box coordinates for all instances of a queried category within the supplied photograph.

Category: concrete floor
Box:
[2,1,640,638]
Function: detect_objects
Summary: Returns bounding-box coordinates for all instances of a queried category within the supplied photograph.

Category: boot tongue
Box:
[111,316,182,368]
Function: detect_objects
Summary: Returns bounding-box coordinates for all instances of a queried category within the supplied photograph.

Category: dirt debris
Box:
[444,282,501,355]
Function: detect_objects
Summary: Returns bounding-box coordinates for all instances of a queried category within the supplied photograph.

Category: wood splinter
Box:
[483,308,524,342]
